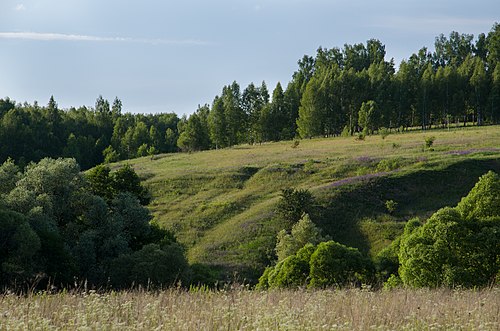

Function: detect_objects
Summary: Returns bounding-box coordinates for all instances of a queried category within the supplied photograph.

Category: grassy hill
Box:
[118,126,500,282]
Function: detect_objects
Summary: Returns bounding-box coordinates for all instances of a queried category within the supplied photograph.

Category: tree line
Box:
[181,22,500,149]
[0,96,180,170]
[1,23,499,167]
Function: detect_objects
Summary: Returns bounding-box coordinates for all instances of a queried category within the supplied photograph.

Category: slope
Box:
[119,125,500,281]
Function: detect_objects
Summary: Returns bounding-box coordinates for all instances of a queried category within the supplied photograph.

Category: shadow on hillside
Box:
[316,158,500,254]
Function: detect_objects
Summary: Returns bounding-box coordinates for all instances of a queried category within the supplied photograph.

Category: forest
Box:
[1,23,500,170]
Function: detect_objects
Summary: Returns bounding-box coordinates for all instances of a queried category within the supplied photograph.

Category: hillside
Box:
[120,126,500,281]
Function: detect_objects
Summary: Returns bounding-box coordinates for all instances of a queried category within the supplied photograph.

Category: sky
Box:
[0,0,498,115]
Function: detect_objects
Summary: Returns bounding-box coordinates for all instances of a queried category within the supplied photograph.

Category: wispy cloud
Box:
[14,4,26,11]
[368,16,496,33]
[0,32,208,45]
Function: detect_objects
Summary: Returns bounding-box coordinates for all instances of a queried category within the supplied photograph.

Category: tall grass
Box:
[2,288,499,330]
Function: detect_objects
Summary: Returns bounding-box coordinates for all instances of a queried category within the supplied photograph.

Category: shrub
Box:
[309,241,372,288]
[383,274,403,289]
[341,125,350,137]
[424,136,435,150]
[276,214,325,261]
[456,171,500,220]
[0,209,41,285]
[385,200,398,214]
[379,127,390,139]
[275,188,315,226]
[375,237,401,281]
[265,244,316,289]
[110,243,188,288]
[398,205,500,288]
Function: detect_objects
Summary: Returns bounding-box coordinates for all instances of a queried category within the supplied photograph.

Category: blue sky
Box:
[0,0,498,115]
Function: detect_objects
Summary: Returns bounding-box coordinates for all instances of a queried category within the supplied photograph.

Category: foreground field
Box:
[2,288,498,330]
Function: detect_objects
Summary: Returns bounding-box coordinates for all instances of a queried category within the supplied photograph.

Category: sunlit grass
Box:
[113,125,500,273]
[2,287,499,330]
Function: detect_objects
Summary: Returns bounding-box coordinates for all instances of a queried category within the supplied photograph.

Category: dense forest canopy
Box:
[1,23,499,169]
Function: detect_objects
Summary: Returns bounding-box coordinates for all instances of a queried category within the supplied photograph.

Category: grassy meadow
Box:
[1,287,499,330]
[119,125,500,280]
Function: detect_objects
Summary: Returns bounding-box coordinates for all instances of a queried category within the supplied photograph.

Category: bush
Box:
[398,172,499,288]
[456,171,500,220]
[275,188,315,226]
[265,244,316,289]
[374,237,401,282]
[379,127,390,139]
[385,200,398,214]
[0,209,40,285]
[399,205,500,288]
[383,274,403,289]
[309,241,372,288]
[341,126,350,137]
[110,243,188,288]
[275,213,326,261]
[424,136,435,150]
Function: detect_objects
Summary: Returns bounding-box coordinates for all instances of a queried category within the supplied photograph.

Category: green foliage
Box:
[385,200,398,214]
[86,164,150,205]
[261,243,316,289]
[0,157,187,290]
[275,188,315,226]
[177,108,211,152]
[340,126,350,137]
[0,158,20,195]
[374,236,401,281]
[399,199,500,288]
[379,127,390,139]
[275,213,325,261]
[86,165,114,201]
[309,240,372,288]
[0,209,40,284]
[262,237,372,289]
[456,171,500,220]
[383,274,403,289]
[296,77,324,138]
[137,143,149,157]
[112,164,151,205]
[110,243,188,288]
[424,136,436,149]
[0,96,182,170]
[103,145,120,164]
[358,100,378,134]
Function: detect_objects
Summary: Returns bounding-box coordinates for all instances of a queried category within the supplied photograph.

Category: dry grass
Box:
[2,287,499,330]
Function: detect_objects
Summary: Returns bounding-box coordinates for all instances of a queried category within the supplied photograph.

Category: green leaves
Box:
[87,164,151,205]
[456,171,500,220]
[0,158,186,290]
[398,172,500,288]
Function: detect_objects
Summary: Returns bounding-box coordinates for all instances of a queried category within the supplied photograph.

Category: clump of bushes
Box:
[378,171,500,288]
[0,158,188,291]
